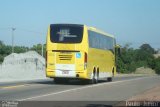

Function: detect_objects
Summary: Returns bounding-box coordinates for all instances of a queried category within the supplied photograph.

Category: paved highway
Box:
[0,75,159,106]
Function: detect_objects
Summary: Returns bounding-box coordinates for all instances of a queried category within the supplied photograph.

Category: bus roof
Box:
[86,25,115,38]
[50,23,84,27]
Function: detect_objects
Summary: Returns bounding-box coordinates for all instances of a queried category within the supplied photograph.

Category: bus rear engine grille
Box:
[59,55,72,60]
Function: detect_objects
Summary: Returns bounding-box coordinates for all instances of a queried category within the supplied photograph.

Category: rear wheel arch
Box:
[97,67,99,77]
[93,67,96,74]
[90,67,98,84]
[112,67,114,77]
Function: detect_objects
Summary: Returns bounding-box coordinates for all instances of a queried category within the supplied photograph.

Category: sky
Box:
[0,0,160,49]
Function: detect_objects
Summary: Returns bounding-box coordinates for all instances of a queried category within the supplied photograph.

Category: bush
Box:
[117,43,156,74]
[155,57,160,74]
[127,62,137,73]
[116,57,127,73]
[0,55,4,64]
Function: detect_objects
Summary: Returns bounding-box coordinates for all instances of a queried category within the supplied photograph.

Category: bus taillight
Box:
[84,52,87,63]
[45,51,47,67]
[84,52,87,69]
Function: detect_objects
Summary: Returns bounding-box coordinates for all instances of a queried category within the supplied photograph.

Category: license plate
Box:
[62,70,69,74]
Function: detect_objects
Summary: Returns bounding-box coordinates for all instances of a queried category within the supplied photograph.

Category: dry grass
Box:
[135,67,156,74]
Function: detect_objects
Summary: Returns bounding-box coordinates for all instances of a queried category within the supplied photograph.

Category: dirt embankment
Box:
[127,85,160,101]
[154,53,160,58]
[117,85,160,106]
[0,51,47,82]
[117,67,157,77]
[122,85,160,106]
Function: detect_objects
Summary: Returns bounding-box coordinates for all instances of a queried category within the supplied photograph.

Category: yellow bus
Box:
[46,24,117,84]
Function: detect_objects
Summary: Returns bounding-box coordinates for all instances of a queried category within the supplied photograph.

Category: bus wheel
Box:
[112,68,114,77]
[91,69,98,84]
[96,68,99,83]
[107,77,112,82]
[107,69,114,82]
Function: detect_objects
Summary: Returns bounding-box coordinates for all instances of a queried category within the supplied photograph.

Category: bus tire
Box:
[112,68,115,77]
[107,69,114,82]
[90,68,98,84]
[96,68,99,83]
[107,77,112,82]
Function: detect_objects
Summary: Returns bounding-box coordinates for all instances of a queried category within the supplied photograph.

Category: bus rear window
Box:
[50,24,83,43]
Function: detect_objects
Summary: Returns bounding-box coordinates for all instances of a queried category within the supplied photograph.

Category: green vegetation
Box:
[154,57,160,74]
[117,43,160,74]
[0,40,45,64]
[30,43,46,57]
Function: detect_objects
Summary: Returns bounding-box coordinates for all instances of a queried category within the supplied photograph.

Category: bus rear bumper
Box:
[46,69,89,79]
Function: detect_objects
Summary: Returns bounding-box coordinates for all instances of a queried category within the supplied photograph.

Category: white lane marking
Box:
[18,76,157,101]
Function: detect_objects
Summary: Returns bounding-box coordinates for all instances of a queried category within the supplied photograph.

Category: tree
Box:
[30,44,46,57]
[0,40,30,63]
[14,46,29,53]
[0,41,12,63]
[116,43,157,74]
[0,40,4,45]
[140,43,155,54]
[116,43,136,73]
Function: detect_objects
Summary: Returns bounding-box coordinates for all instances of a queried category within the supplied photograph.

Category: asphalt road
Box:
[0,75,160,107]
